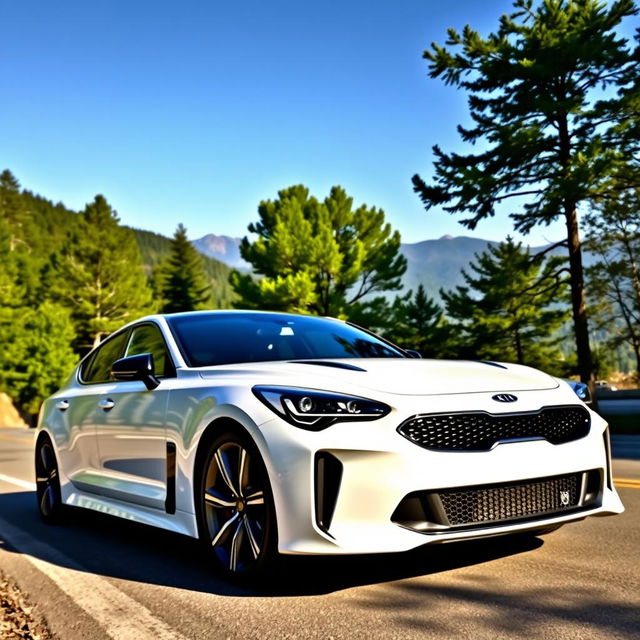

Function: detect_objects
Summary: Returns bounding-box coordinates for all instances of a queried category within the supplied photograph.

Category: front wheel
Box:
[197,431,278,581]
[35,436,64,523]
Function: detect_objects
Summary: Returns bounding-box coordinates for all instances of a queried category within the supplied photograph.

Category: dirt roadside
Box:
[0,572,54,640]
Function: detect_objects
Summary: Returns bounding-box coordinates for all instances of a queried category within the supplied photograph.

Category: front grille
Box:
[398,405,590,451]
[439,473,580,526]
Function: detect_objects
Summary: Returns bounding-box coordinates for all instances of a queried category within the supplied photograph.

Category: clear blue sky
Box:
[0,0,605,246]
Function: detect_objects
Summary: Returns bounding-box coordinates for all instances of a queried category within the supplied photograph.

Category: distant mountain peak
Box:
[439,234,454,240]
[192,233,248,269]
[197,234,238,255]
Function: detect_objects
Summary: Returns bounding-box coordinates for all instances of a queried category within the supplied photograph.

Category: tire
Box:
[35,435,64,523]
[196,429,278,582]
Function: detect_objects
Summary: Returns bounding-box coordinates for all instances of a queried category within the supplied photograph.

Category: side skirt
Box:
[63,486,199,538]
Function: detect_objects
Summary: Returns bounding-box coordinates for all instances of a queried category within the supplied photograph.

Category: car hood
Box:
[197,358,559,396]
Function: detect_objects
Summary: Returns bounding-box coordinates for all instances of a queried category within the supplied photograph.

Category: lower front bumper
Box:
[258,411,624,556]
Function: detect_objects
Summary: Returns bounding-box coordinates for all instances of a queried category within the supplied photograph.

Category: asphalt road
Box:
[0,428,638,640]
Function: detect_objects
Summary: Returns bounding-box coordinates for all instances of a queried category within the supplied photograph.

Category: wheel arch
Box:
[189,414,276,514]
[34,428,57,462]
[190,415,280,554]
[191,416,256,490]
[35,428,52,448]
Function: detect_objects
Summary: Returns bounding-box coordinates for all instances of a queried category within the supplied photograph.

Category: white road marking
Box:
[0,473,36,491]
[0,516,189,640]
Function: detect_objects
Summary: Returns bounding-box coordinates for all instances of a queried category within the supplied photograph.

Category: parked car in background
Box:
[596,380,618,392]
[563,379,593,406]
[35,311,624,580]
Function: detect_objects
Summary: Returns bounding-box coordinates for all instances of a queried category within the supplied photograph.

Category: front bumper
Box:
[256,388,624,555]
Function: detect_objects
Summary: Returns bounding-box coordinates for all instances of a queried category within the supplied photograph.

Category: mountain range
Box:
[191,233,571,300]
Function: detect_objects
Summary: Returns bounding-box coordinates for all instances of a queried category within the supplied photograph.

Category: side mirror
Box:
[405,349,422,359]
[111,353,160,390]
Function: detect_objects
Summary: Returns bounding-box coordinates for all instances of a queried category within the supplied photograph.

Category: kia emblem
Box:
[492,393,518,403]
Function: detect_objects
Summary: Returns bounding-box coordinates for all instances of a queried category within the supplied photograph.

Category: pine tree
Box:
[412,0,640,383]
[0,170,35,304]
[0,170,28,252]
[231,185,406,319]
[54,195,154,349]
[584,189,640,378]
[160,224,211,313]
[387,285,453,357]
[441,238,569,370]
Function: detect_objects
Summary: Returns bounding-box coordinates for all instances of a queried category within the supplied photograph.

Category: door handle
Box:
[55,400,70,411]
[98,398,115,411]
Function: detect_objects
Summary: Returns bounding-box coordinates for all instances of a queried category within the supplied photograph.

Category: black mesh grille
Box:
[398,406,590,451]
[437,473,581,526]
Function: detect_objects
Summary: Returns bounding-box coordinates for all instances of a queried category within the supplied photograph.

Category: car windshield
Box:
[166,312,406,367]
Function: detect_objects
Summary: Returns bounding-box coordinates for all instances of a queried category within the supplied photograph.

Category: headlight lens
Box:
[253,386,391,430]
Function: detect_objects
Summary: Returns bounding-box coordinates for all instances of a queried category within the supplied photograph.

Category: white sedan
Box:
[35,311,624,579]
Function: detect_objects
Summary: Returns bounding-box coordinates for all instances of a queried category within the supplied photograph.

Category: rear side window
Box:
[125,324,174,377]
[82,331,130,384]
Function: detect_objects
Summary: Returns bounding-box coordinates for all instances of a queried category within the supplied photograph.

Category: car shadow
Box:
[0,490,543,598]
[2,490,637,638]
[359,576,640,639]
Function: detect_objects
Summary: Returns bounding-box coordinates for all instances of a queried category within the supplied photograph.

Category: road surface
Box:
[0,428,638,640]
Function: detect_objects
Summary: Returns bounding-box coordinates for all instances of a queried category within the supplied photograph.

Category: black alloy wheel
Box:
[35,437,64,522]
[198,431,277,579]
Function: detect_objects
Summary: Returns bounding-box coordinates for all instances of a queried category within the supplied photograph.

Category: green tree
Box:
[412,0,640,383]
[441,238,569,370]
[0,169,28,253]
[386,285,454,357]
[159,223,211,313]
[0,170,40,305]
[231,185,406,319]
[55,195,154,349]
[0,302,77,423]
[0,171,78,421]
[584,189,640,377]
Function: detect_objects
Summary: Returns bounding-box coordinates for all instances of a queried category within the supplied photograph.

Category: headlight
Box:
[252,386,391,430]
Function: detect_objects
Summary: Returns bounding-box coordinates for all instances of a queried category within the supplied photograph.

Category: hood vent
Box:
[291,360,367,372]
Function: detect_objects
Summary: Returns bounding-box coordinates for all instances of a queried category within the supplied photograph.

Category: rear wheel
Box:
[197,431,277,581]
[35,436,64,522]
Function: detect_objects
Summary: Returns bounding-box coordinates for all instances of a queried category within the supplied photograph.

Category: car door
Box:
[52,330,131,493]
[92,322,173,511]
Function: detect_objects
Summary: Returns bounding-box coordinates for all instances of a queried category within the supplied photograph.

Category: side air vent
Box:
[603,427,613,491]
[314,452,343,535]
[165,442,176,514]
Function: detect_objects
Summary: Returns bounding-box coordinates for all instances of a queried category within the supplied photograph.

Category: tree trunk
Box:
[514,326,524,364]
[564,204,593,384]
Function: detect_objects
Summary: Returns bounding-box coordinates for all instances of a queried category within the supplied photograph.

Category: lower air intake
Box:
[392,470,601,532]
[439,473,580,526]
